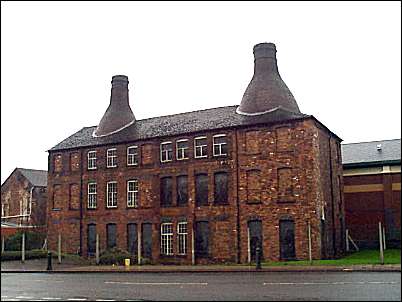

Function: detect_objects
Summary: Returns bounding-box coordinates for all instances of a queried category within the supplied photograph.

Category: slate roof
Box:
[341,139,401,167]
[49,105,311,152]
[17,168,47,187]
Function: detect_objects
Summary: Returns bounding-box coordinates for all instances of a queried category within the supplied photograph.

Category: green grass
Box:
[260,249,401,266]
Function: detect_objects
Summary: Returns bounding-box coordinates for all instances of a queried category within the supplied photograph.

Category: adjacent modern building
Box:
[342,139,401,248]
[46,43,345,264]
[1,168,48,238]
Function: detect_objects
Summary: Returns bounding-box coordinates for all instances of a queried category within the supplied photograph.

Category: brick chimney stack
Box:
[93,75,136,137]
[237,43,301,116]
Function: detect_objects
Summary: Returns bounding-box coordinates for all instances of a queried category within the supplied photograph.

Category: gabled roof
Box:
[49,105,310,152]
[17,168,47,187]
[341,138,401,167]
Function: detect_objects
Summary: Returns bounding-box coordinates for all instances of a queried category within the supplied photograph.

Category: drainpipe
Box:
[235,129,241,264]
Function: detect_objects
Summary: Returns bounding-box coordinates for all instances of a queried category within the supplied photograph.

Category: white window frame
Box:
[107,181,117,208]
[107,148,117,168]
[87,182,97,209]
[213,134,227,156]
[160,141,173,163]
[176,139,189,160]
[127,146,139,166]
[127,179,139,208]
[87,151,97,170]
[177,222,188,255]
[161,223,173,255]
[194,136,208,158]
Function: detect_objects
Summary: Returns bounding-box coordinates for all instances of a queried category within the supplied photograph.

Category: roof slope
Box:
[341,138,401,166]
[49,105,309,151]
[18,168,48,187]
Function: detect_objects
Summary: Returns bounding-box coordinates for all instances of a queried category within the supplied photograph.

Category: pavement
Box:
[1,258,400,273]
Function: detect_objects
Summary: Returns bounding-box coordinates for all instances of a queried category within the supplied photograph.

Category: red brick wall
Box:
[47,117,344,262]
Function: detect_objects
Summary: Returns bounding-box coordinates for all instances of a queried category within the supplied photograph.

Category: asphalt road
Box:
[1,272,401,301]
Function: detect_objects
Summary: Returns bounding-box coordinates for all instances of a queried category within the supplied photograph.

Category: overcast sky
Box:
[1,1,401,184]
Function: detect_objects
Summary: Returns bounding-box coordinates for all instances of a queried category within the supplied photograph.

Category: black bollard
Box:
[255,246,261,269]
[47,251,53,271]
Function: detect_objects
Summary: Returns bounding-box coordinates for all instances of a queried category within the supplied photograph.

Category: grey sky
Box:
[1,1,401,184]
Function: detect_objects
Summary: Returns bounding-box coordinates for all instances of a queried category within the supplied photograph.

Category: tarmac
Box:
[1,258,400,273]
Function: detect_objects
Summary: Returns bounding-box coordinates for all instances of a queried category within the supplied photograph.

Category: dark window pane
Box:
[214,172,228,205]
[142,223,152,259]
[160,177,173,207]
[195,174,208,206]
[107,223,117,249]
[127,223,138,256]
[279,219,296,260]
[195,221,209,257]
[248,220,263,261]
[177,175,188,206]
[87,224,96,255]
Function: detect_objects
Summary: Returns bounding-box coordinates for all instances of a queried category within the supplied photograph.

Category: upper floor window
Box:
[194,136,208,158]
[160,177,173,207]
[160,142,173,162]
[54,154,63,172]
[87,151,97,170]
[195,173,208,206]
[127,180,139,208]
[70,152,80,172]
[87,182,97,209]
[176,139,189,160]
[107,148,117,168]
[160,223,173,255]
[213,134,228,156]
[127,146,139,166]
[107,181,117,208]
[178,222,188,255]
[214,172,228,205]
[177,175,188,206]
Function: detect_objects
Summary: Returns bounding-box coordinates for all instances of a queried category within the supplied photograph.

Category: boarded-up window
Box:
[195,174,208,206]
[53,185,62,209]
[279,219,296,260]
[278,168,293,198]
[107,223,117,249]
[177,175,188,206]
[70,152,80,172]
[87,224,96,255]
[276,127,292,152]
[248,220,263,261]
[160,177,173,207]
[214,172,228,205]
[141,144,154,165]
[127,223,138,256]
[195,221,209,257]
[245,130,260,153]
[69,184,80,210]
[54,154,63,173]
[142,223,152,259]
[246,170,261,203]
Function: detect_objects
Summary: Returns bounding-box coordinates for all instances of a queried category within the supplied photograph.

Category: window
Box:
[160,142,173,162]
[176,139,189,160]
[127,223,138,256]
[107,148,117,168]
[54,154,63,172]
[278,167,293,198]
[195,221,209,257]
[127,180,139,208]
[177,175,188,206]
[87,151,97,170]
[69,184,80,210]
[194,136,208,158]
[70,152,80,171]
[107,223,117,249]
[160,223,173,255]
[53,185,62,209]
[107,181,117,208]
[177,222,187,255]
[87,224,96,255]
[213,134,228,156]
[88,183,97,209]
[246,170,261,203]
[245,130,260,153]
[214,172,228,205]
[195,174,208,206]
[160,177,173,207]
[127,146,139,166]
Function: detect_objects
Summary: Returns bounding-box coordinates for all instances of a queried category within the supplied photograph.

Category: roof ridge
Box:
[17,168,47,172]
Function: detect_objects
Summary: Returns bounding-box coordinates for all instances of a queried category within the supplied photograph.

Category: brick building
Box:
[342,139,401,248]
[47,42,344,264]
[1,168,47,238]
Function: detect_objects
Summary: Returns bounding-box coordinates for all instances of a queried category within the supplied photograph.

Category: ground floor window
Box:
[107,223,117,249]
[195,221,209,257]
[161,223,173,255]
[177,222,187,255]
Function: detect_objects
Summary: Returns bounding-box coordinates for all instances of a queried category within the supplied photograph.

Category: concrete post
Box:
[58,233,62,264]
[382,226,386,250]
[191,226,195,265]
[379,222,384,265]
[308,221,312,264]
[247,227,251,264]
[137,225,142,265]
[345,229,349,252]
[21,232,25,263]
[96,234,100,265]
